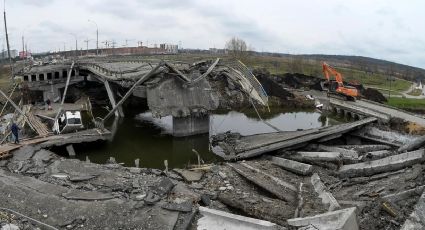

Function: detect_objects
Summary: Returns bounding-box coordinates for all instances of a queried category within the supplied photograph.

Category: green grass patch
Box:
[240,55,412,93]
[386,97,425,110]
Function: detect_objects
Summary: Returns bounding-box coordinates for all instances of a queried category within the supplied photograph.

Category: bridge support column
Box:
[104,80,124,117]
[43,84,61,102]
[173,114,209,137]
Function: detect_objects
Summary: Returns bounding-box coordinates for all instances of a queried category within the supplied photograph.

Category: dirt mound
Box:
[281,73,323,90]
[252,68,293,100]
[362,88,387,103]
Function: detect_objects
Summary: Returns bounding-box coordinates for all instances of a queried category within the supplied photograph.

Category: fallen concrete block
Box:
[229,162,297,202]
[336,144,391,153]
[383,185,425,203]
[153,177,175,197]
[361,150,391,160]
[293,151,341,162]
[287,207,358,230]
[173,168,203,182]
[317,145,359,162]
[197,206,280,230]
[311,173,340,211]
[161,200,192,212]
[62,190,114,201]
[401,188,425,229]
[32,149,54,162]
[270,156,313,176]
[398,136,425,153]
[69,175,97,182]
[339,149,425,178]
[218,193,293,226]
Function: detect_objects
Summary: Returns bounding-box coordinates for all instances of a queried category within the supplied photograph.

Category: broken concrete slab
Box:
[153,177,175,197]
[62,190,115,201]
[290,151,342,163]
[398,136,425,153]
[212,117,377,160]
[317,145,359,162]
[383,185,425,203]
[69,175,97,182]
[66,145,76,157]
[287,207,358,230]
[32,149,54,163]
[171,183,201,203]
[161,201,192,212]
[144,191,161,205]
[197,206,280,230]
[11,145,38,161]
[311,173,340,211]
[339,149,425,178]
[173,168,203,182]
[227,162,296,203]
[25,166,46,175]
[361,150,391,160]
[174,209,197,230]
[352,126,412,147]
[270,156,313,176]
[336,144,391,153]
[401,188,425,229]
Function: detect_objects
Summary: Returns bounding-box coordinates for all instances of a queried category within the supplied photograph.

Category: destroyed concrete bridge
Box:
[15,57,268,136]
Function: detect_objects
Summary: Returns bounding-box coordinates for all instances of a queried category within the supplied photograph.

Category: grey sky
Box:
[4,0,425,68]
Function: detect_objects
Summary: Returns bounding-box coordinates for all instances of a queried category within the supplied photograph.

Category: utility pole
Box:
[70,33,78,58]
[21,36,24,59]
[84,38,90,55]
[88,20,98,55]
[3,1,13,82]
[111,40,116,55]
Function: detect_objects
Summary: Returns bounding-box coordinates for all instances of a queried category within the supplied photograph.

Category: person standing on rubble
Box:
[11,121,20,144]
[46,98,52,110]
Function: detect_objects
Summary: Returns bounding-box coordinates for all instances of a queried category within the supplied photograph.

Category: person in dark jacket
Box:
[11,122,20,144]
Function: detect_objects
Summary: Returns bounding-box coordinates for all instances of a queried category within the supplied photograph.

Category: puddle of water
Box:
[74,109,337,169]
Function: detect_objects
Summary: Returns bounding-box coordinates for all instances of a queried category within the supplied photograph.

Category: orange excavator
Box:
[322,62,359,101]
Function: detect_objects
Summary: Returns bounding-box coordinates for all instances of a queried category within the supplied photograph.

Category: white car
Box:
[53,111,84,134]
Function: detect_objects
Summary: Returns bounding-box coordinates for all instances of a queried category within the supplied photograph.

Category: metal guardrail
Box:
[221,59,269,105]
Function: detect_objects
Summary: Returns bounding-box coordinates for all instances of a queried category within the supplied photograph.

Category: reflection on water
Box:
[75,109,337,169]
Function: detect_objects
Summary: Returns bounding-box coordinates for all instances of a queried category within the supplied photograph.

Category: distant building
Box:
[19,51,32,59]
[209,48,228,54]
[0,49,18,59]
[160,44,178,54]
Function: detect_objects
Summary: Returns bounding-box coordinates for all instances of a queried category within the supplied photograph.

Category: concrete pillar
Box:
[46,84,61,101]
[104,80,124,117]
[172,114,210,137]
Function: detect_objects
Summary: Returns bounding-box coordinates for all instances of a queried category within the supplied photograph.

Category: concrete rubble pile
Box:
[0,118,424,229]
[207,118,425,230]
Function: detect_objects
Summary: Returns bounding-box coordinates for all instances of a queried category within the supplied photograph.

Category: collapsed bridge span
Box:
[15,57,268,136]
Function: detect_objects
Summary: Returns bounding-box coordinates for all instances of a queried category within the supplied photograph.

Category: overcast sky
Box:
[4,0,425,68]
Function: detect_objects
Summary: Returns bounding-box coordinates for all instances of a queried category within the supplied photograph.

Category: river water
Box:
[72,109,339,169]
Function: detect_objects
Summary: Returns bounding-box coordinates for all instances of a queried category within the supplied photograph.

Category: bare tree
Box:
[225,37,248,59]
[289,56,304,73]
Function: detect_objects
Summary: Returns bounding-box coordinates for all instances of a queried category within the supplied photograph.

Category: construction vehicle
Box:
[322,62,359,101]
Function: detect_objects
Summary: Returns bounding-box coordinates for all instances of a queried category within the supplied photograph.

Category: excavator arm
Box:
[322,62,359,100]
[322,62,343,83]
